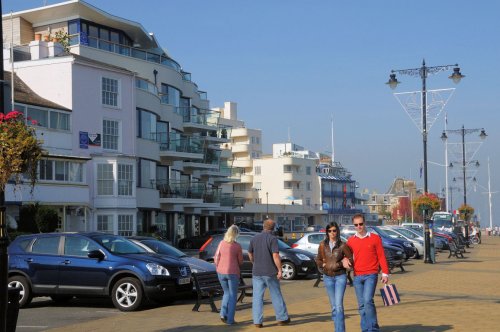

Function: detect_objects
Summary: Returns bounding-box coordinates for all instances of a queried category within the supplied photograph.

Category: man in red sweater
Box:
[343,213,389,332]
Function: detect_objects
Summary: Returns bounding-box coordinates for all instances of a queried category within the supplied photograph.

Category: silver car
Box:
[291,232,347,256]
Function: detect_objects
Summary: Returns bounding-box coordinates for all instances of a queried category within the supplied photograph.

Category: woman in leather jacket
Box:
[316,222,353,332]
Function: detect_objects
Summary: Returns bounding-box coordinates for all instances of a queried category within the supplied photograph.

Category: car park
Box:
[198,232,317,280]
[8,232,192,311]
[291,232,348,256]
[128,236,215,274]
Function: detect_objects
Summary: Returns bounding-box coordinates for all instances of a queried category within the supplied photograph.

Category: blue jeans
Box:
[323,273,347,332]
[218,273,239,324]
[353,274,380,332]
[252,275,289,324]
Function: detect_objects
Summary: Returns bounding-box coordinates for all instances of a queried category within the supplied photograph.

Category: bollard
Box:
[7,287,20,332]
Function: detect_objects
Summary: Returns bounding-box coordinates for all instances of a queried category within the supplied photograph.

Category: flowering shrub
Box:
[412,193,441,217]
[458,204,474,221]
[0,111,43,191]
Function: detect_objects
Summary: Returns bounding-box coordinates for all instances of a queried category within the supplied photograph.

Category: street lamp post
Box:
[387,60,464,264]
[0,0,10,330]
[442,126,487,240]
[266,192,269,219]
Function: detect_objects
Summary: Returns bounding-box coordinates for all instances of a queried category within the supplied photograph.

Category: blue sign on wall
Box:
[79,131,89,149]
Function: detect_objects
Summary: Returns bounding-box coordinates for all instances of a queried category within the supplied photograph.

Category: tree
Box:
[0,111,43,192]
[412,193,441,221]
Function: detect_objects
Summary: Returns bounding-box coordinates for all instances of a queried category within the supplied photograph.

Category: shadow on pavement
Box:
[381,323,453,332]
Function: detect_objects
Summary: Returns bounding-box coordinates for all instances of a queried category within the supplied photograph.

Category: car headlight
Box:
[146,263,170,276]
[295,253,311,261]
[190,268,199,273]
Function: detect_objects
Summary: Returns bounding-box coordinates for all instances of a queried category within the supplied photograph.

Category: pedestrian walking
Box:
[316,222,353,332]
[214,225,243,325]
[248,219,290,328]
[343,213,389,332]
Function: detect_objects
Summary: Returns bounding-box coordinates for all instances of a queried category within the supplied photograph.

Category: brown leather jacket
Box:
[316,241,353,276]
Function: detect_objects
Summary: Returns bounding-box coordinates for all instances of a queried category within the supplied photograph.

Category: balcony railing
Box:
[157,181,205,199]
[158,133,204,154]
[177,107,219,127]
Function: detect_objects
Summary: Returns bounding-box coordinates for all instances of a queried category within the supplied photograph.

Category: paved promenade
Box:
[48,236,500,332]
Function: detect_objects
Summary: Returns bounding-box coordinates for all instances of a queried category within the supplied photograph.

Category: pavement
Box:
[47,235,500,332]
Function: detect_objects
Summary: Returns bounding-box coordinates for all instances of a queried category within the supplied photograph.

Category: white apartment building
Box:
[214,102,262,205]
[3,0,236,243]
[239,143,327,233]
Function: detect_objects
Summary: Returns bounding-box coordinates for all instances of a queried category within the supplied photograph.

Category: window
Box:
[97,164,114,195]
[118,215,134,236]
[102,77,119,107]
[50,112,70,131]
[32,236,60,255]
[160,84,181,107]
[138,109,157,141]
[254,166,261,175]
[97,215,113,233]
[39,160,53,180]
[254,182,262,190]
[284,165,292,173]
[118,164,133,196]
[306,166,311,175]
[138,159,156,188]
[306,198,311,207]
[64,237,98,257]
[38,160,84,183]
[284,181,292,189]
[27,107,48,127]
[103,119,119,150]
[306,182,312,191]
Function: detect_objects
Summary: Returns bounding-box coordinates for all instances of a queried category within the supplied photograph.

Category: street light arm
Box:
[445,128,483,136]
[391,64,458,77]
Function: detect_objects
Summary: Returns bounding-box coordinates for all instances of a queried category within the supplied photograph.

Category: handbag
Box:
[380,284,400,306]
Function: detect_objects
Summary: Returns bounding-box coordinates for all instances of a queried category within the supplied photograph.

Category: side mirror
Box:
[88,249,105,261]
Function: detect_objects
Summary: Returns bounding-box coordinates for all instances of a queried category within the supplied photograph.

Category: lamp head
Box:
[449,67,465,84]
[475,161,480,167]
[386,73,399,90]
[449,162,454,168]
[479,128,487,140]
[440,131,448,142]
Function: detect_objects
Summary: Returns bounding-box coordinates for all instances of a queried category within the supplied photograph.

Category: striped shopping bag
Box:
[380,284,401,306]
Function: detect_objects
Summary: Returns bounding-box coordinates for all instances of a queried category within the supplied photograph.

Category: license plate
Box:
[178,277,191,285]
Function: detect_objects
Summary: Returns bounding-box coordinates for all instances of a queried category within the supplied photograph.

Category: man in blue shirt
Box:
[248,219,290,328]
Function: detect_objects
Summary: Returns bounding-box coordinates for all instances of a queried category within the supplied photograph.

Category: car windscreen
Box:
[434,219,453,228]
[141,240,186,258]
[93,235,147,254]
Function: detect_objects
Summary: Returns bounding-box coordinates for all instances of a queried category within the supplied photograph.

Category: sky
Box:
[3,0,499,227]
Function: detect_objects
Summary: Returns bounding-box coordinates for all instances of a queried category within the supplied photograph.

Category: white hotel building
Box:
[2,0,239,243]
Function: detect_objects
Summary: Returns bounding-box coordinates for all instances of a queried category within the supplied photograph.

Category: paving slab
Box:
[47,236,500,332]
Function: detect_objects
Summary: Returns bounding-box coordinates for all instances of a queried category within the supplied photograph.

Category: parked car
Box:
[128,236,215,274]
[291,232,348,256]
[379,226,424,259]
[178,229,227,249]
[401,223,424,231]
[368,226,417,260]
[199,232,317,280]
[305,225,326,233]
[8,232,192,311]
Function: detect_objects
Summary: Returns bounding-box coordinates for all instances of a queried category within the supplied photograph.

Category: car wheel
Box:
[281,262,296,280]
[8,276,33,308]
[413,249,421,259]
[112,277,144,312]
[50,295,74,304]
[183,240,193,249]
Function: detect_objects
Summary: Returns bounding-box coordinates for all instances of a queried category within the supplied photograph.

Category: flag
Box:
[419,162,423,178]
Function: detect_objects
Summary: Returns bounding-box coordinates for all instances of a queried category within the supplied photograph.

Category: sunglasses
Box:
[327,229,338,233]
[354,223,364,227]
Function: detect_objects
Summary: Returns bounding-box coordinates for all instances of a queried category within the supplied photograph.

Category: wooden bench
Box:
[192,271,252,313]
[448,240,464,258]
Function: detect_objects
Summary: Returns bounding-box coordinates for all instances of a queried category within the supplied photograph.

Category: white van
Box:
[431,212,454,232]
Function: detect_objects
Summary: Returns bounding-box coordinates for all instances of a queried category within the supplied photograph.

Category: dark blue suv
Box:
[7,232,192,311]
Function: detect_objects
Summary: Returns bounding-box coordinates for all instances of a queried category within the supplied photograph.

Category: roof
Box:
[4,71,70,111]
[319,174,354,182]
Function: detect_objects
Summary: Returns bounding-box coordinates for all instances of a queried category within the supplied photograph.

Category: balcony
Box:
[232,159,253,168]
[178,107,219,132]
[231,144,249,153]
[157,180,205,204]
[159,133,204,160]
[321,191,355,199]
